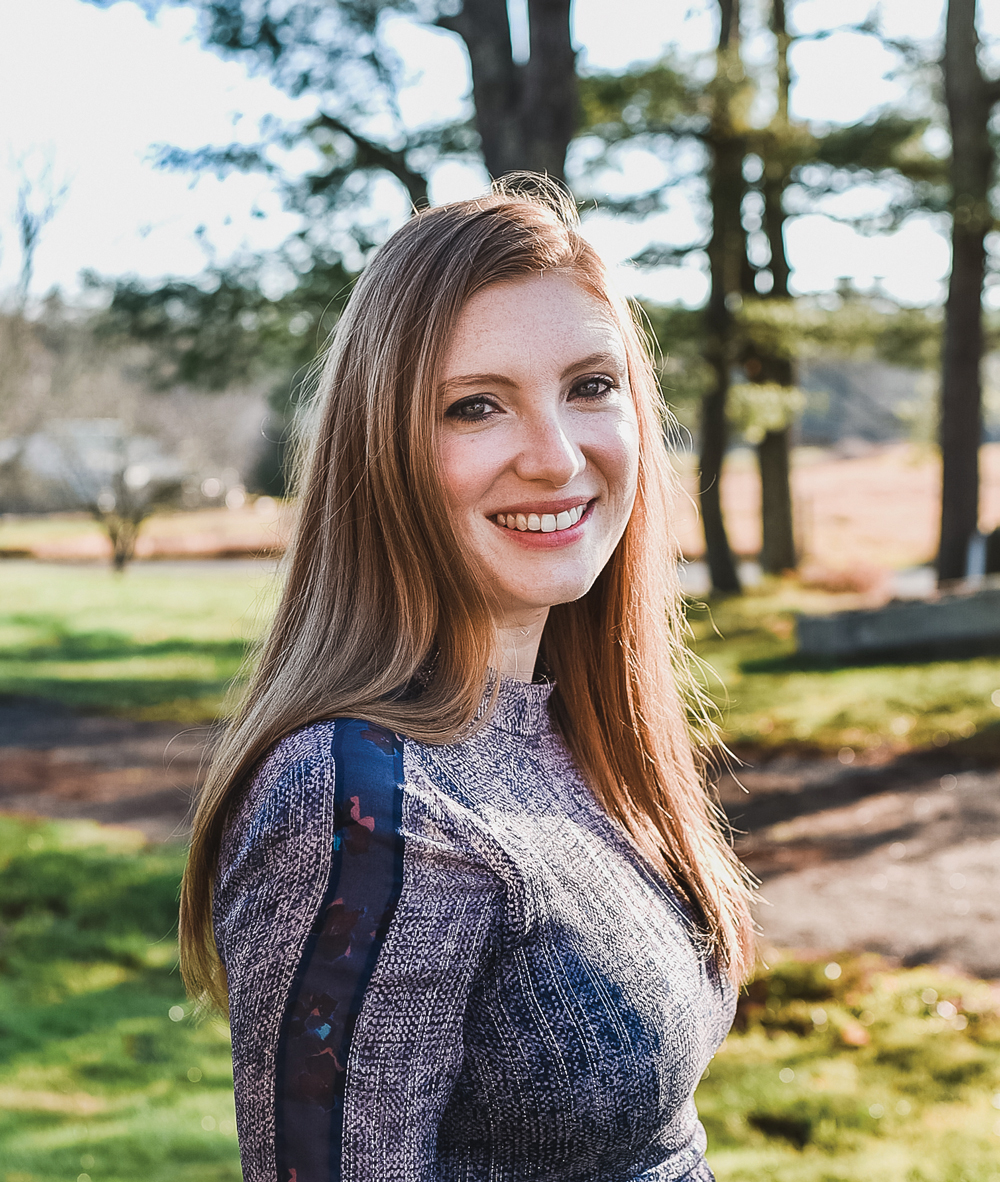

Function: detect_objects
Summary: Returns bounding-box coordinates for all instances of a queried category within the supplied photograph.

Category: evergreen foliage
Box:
[67,2,990,576]
[83,0,476,230]
[577,3,948,589]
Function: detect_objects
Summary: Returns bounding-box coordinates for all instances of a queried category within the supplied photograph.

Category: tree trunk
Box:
[699,0,744,595]
[742,349,796,573]
[699,386,741,593]
[445,0,577,182]
[758,428,796,571]
[102,515,138,573]
[442,0,520,178]
[522,0,576,179]
[751,0,796,575]
[752,333,796,577]
[939,0,992,582]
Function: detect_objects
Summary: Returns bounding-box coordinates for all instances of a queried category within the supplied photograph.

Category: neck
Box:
[494,607,549,682]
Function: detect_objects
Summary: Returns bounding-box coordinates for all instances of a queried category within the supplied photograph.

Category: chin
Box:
[497,578,598,613]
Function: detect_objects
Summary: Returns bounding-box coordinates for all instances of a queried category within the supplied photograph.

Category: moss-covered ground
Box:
[702,953,1000,1182]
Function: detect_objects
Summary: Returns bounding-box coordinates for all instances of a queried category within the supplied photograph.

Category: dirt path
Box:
[0,696,211,844]
[720,753,1000,977]
[2,696,998,975]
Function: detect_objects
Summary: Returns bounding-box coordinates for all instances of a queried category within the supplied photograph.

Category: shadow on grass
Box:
[741,648,1000,674]
[0,677,237,713]
[0,817,241,1179]
[0,615,252,714]
[0,834,188,1085]
[0,971,183,1063]
[947,720,1000,761]
[0,971,241,1180]
[2,614,250,663]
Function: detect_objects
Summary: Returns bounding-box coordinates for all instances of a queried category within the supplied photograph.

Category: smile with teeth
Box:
[493,504,588,533]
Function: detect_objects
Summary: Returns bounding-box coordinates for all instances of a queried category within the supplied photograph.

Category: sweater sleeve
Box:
[214,719,502,1182]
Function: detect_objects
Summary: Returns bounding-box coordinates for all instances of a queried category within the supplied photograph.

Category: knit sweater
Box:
[214,678,735,1182]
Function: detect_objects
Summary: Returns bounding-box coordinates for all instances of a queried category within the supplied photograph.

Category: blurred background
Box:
[2,1,1000,1179]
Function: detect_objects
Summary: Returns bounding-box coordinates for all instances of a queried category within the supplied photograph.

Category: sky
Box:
[0,0,996,309]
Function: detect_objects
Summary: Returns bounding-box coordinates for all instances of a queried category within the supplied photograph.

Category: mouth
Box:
[492,501,592,535]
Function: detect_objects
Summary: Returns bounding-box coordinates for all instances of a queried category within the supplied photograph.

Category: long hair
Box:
[180,179,755,1011]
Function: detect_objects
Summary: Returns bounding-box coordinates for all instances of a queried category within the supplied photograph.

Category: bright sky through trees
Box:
[0,0,991,306]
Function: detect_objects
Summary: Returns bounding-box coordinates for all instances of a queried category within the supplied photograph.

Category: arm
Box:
[214,719,500,1182]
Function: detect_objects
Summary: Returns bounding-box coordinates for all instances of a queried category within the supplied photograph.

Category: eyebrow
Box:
[438,372,516,395]
[561,351,625,378]
[438,351,625,397]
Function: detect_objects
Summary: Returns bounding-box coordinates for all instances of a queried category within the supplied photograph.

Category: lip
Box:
[489,499,596,549]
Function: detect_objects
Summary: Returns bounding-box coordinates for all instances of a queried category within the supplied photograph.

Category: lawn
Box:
[3,561,1000,754]
[0,561,279,722]
[2,562,1000,1178]
[0,813,997,1182]
[0,815,239,1182]
[688,581,1000,757]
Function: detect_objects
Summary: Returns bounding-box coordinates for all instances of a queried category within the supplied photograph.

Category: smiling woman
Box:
[438,273,639,678]
[180,177,755,1182]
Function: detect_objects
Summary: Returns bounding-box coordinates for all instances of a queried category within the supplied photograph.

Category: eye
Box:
[445,395,498,422]
[572,375,616,401]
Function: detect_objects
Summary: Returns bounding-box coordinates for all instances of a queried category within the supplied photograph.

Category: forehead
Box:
[442,273,627,375]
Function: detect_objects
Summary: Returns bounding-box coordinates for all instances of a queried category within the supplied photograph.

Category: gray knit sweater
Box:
[214,679,735,1182]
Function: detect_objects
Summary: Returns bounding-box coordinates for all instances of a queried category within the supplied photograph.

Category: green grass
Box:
[689,581,1000,755]
[3,562,1000,755]
[700,954,1000,1182]
[0,815,239,1181]
[3,557,1000,1179]
[1,814,997,1181]
[0,562,279,721]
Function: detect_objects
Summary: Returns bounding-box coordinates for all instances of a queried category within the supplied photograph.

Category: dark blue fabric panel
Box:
[274,720,404,1182]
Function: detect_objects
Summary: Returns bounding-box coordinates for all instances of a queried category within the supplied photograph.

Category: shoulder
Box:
[221,718,403,863]
[215,717,407,957]
[255,716,402,799]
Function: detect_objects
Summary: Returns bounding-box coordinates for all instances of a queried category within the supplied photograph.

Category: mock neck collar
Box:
[482,676,555,737]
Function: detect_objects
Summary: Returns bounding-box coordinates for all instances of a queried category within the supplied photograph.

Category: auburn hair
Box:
[180,178,755,1012]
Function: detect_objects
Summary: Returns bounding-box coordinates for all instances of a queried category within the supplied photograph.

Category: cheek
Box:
[592,410,640,502]
[437,435,492,518]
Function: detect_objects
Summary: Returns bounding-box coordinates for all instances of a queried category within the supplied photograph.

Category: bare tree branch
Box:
[13,153,69,309]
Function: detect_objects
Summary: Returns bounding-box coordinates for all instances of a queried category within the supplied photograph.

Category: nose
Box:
[513,406,584,487]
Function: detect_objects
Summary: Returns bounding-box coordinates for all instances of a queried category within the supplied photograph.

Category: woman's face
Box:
[437,272,640,624]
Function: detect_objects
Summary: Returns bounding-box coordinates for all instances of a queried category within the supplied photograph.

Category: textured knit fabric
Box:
[215,679,736,1182]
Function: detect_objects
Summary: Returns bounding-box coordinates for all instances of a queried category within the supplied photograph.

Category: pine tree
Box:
[579,3,945,592]
[938,0,1000,582]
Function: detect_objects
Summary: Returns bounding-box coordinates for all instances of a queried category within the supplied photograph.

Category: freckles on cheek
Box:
[437,436,486,514]
[601,415,640,493]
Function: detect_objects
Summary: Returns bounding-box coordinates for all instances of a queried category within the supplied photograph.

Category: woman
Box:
[180,179,755,1182]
